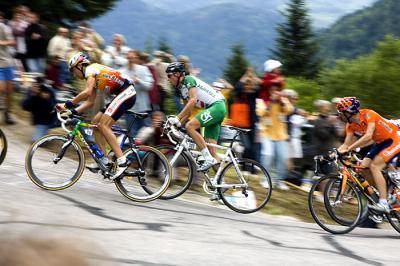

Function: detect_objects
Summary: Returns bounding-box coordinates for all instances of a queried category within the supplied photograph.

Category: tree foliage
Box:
[285,77,321,111]
[319,0,400,64]
[271,0,320,78]
[319,35,400,116]
[1,0,118,26]
[158,36,173,55]
[223,44,250,86]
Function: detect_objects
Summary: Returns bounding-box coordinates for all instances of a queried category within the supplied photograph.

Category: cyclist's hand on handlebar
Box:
[168,116,181,127]
[56,103,66,112]
[337,146,350,154]
[60,110,73,120]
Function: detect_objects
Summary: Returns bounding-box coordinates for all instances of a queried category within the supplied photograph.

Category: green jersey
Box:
[179,76,225,108]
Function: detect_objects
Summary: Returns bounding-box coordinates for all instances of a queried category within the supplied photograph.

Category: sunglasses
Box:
[167,74,174,78]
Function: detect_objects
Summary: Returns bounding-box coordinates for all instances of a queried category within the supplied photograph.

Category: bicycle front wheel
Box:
[114,145,172,202]
[308,175,362,234]
[156,144,194,200]
[0,129,7,165]
[25,134,85,190]
[217,158,272,214]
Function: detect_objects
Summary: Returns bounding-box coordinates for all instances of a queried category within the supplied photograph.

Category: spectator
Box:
[140,52,160,111]
[8,6,29,71]
[259,59,284,104]
[25,12,47,73]
[22,77,56,142]
[282,89,307,171]
[135,111,166,146]
[45,55,65,89]
[120,50,154,137]
[47,27,71,60]
[178,54,192,75]
[151,50,170,112]
[257,84,293,190]
[0,11,16,125]
[78,21,104,49]
[231,68,260,161]
[101,33,130,69]
[312,100,338,156]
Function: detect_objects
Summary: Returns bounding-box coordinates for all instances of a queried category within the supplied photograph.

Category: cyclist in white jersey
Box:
[166,62,227,171]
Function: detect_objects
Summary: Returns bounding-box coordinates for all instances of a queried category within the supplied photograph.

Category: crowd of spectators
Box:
[0,5,347,190]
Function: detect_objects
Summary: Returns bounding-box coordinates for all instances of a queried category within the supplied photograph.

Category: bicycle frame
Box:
[332,151,400,212]
[164,122,249,190]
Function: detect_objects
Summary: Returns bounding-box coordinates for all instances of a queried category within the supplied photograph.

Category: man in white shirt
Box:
[101,34,130,69]
[47,27,71,60]
[120,50,154,137]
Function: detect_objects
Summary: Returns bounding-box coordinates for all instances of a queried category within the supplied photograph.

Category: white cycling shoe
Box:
[197,158,218,172]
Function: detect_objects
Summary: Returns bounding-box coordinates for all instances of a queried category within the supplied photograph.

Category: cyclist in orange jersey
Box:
[337,97,400,213]
[56,52,136,179]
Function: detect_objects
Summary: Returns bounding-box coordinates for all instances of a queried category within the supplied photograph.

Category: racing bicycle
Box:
[25,110,172,202]
[308,149,400,234]
[155,119,272,214]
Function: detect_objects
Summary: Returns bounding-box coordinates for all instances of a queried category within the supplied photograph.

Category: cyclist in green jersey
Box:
[166,62,227,171]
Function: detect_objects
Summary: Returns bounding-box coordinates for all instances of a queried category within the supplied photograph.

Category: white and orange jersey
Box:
[85,63,133,95]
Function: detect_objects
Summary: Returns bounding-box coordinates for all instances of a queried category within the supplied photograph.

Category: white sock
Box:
[379,199,388,206]
[101,157,109,165]
[117,156,127,165]
[201,148,214,161]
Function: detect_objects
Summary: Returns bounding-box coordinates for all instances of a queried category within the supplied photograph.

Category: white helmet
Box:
[68,52,90,72]
[264,59,282,72]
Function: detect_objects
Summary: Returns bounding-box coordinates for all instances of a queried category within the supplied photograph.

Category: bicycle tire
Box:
[217,158,272,214]
[114,145,172,202]
[0,129,7,165]
[386,210,400,234]
[155,144,194,200]
[25,134,85,190]
[308,175,362,234]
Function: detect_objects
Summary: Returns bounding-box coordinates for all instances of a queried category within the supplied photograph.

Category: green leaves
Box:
[319,35,400,116]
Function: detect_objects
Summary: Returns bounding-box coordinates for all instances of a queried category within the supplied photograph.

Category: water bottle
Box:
[90,143,104,159]
[357,174,379,202]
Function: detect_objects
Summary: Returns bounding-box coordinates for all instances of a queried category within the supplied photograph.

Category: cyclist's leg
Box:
[186,117,207,149]
[191,101,226,151]
[374,140,400,200]
[204,123,221,161]
[100,89,136,160]
[92,112,108,153]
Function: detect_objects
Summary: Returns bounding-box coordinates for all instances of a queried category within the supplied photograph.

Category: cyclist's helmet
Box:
[336,97,360,114]
[68,52,91,72]
[166,62,185,75]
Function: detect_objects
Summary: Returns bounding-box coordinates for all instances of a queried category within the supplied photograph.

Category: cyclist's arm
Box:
[348,122,375,151]
[338,130,356,152]
[177,87,196,123]
[70,76,96,112]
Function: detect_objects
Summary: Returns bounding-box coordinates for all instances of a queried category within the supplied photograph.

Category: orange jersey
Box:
[346,109,398,143]
[84,63,132,95]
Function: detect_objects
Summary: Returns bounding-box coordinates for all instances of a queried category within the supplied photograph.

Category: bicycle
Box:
[154,119,272,213]
[25,110,172,203]
[308,149,400,234]
[0,128,7,165]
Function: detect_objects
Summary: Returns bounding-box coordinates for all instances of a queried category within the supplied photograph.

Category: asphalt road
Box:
[0,125,399,266]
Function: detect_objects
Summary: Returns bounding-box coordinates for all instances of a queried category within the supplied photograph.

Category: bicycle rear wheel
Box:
[387,209,400,234]
[217,158,272,213]
[0,129,7,165]
[25,134,85,190]
[114,145,172,202]
[156,144,194,200]
[308,175,362,234]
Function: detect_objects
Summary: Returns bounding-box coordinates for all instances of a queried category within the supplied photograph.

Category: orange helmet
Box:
[336,97,360,113]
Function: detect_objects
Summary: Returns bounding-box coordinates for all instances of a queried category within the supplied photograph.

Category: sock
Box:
[101,157,109,165]
[117,156,127,165]
[201,148,214,162]
[379,199,388,206]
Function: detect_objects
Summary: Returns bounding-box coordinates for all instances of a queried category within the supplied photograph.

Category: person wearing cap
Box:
[259,59,284,104]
